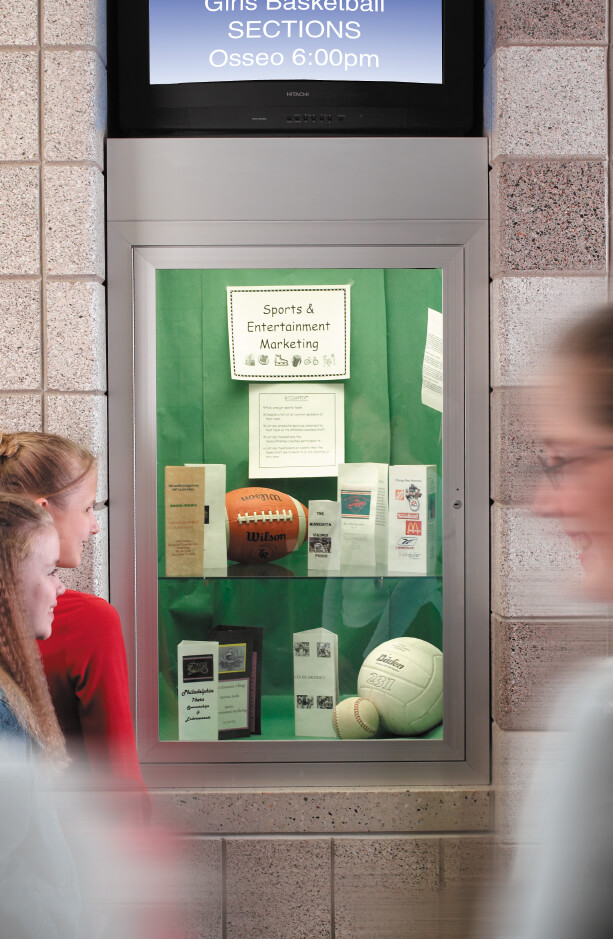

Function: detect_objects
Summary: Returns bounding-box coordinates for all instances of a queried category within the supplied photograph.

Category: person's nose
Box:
[90,510,100,536]
[55,574,66,597]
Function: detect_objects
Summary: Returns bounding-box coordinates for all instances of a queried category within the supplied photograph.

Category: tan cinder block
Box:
[46,282,106,391]
[334,837,439,939]
[490,161,606,275]
[0,166,40,275]
[493,723,566,842]
[43,166,105,278]
[439,836,499,939]
[0,394,42,431]
[176,838,222,916]
[44,0,106,60]
[441,836,496,887]
[150,787,493,835]
[225,838,331,939]
[43,50,106,165]
[490,47,607,160]
[0,52,39,160]
[99,836,223,938]
[0,281,41,390]
[0,0,38,45]
[491,505,604,618]
[491,276,609,387]
[493,616,608,731]
[172,905,222,939]
[491,387,542,506]
[493,0,608,45]
[44,392,107,501]
[59,504,108,599]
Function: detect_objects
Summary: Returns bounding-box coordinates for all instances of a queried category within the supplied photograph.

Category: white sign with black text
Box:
[249,382,345,479]
[228,285,350,381]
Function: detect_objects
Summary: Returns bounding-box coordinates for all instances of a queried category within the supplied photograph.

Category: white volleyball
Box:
[357,637,443,735]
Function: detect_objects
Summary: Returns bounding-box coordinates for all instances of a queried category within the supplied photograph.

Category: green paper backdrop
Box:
[156,267,443,741]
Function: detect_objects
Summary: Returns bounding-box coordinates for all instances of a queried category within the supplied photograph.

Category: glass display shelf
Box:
[159,688,444,743]
[159,560,443,581]
[158,568,444,743]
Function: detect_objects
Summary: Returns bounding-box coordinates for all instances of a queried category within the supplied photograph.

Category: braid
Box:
[0,495,66,765]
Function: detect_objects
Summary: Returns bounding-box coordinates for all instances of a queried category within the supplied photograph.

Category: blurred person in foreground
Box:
[0,494,186,938]
[492,303,613,939]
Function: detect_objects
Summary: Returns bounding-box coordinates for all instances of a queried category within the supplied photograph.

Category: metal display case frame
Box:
[107,138,489,787]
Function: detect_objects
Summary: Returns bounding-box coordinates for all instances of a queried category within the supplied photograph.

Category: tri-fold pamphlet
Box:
[164,464,227,576]
[293,628,339,738]
[307,500,341,572]
[164,466,205,577]
[387,465,437,575]
[185,463,227,572]
[178,640,219,741]
[337,463,388,569]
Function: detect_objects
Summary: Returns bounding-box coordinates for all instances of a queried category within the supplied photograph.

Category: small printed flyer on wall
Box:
[249,382,345,478]
[421,308,443,413]
[227,285,350,381]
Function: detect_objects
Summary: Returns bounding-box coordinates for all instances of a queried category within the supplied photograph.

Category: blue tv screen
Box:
[149,0,443,86]
[109,0,480,135]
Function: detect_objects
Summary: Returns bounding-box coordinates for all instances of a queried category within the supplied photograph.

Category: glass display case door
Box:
[107,138,489,787]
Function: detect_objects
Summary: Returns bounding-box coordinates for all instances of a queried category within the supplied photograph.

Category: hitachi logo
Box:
[287,91,310,97]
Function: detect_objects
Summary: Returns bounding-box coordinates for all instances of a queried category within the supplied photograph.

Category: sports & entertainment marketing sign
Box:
[227,284,350,381]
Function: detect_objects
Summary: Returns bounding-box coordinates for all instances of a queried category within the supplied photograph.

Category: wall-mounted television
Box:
[108,0,481,136]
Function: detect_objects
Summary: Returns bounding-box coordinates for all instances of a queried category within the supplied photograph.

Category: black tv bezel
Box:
[108,0,482,137]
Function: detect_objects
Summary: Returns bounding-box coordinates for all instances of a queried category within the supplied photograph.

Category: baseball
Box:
[332,696,380,740]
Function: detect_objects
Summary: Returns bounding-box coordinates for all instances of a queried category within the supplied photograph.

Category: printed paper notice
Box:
[228,285,350,381]
[421,308,443,413]
[249,383,344,479]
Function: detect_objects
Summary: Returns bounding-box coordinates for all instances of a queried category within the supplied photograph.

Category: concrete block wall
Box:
[0,0,108,597]
[152,788,495,938]
[487,0,613,849]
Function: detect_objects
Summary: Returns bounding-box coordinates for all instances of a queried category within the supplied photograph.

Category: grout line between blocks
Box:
[330,836,336,938]
[221,838,227,939]
[38,0,46,421]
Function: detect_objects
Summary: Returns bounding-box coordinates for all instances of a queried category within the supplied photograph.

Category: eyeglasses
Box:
[538,446,613,488]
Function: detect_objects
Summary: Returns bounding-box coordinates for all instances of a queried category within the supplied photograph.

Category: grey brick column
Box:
[0,0,108,596]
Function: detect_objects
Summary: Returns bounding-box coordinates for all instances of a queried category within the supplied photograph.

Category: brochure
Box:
[165,465,205,577]
[337,463,388,569]
[177,640,219,741]
[293,627,339,738]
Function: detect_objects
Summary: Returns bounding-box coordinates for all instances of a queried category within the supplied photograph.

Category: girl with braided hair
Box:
[0,493,65,762]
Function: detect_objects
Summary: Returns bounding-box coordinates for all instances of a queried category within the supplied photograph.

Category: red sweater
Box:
[38,589,146,793]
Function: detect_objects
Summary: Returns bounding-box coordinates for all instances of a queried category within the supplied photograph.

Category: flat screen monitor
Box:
[108,0,481,136]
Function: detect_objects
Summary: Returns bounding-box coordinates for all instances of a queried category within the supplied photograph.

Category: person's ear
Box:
[33,496,49,510]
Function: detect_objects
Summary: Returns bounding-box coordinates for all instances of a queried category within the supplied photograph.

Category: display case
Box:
[107,138,489,786]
